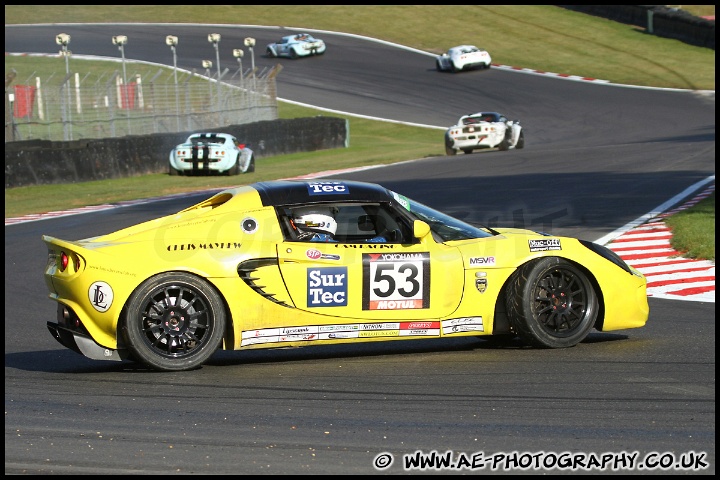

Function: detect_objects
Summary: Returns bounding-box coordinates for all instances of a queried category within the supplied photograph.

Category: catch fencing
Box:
[5,61,281,143]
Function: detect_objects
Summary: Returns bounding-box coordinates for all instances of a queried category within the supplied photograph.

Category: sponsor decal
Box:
[337,243,395,249]
[401,321,439,329]
[307,181,349,195]
[359,330,399,338]
[281,326,315,335]
[468,256,495,267]
[391,192,411,211]
[279,333,317,342]
[322,332,359,340]
[362,323,400,330]
[319,324,360,332]
[241,217,258,234]
[241,326,322,346]
[448,324,484,333]
[88,281,113,313]
[399,329,439,336]
[475,278,488,293]
[167,242,242,251]
[399,321,440,337]
[307,267,348,307]
[362,252,430,310]
[306,249,341,261]
[528,238,562,252]
[87,265,136,277]
[441,317,484,334]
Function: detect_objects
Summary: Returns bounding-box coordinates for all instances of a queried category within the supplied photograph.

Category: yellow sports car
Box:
[44,180,649,371]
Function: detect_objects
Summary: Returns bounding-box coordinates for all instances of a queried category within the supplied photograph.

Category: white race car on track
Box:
[436,45,492,72]
[266,33,326,59]
[169,133,255,176]
[444,112,524,155]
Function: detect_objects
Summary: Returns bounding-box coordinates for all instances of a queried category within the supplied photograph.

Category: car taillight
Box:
[59,251,80,272]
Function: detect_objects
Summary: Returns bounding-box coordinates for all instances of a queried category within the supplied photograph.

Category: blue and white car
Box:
[266,33,326,59]
[169,133,255,176]
[444,112,524,155]
[436,45,492,72]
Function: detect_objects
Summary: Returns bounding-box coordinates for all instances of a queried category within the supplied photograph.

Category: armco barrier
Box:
[4,116,349,188]
[557,5,714,50]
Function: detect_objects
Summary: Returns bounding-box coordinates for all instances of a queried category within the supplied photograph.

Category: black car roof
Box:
[253,179,393,207]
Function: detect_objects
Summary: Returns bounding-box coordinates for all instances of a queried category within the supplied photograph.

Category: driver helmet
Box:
[292,206,338,236]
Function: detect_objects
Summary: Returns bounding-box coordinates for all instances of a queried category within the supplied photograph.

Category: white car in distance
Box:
[436,45,492,72]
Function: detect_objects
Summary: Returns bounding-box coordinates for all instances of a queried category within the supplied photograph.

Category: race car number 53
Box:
[362,253,430,310]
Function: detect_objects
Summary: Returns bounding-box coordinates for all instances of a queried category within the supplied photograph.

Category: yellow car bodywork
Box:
[44,180,648,370]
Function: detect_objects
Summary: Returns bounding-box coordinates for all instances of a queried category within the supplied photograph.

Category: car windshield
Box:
[189,135,224,145]
[391,192,494,241]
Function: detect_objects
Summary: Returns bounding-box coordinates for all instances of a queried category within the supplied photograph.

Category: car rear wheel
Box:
[121,272,226,371]
[505,258,598,348]
[266,47,276,58]
[498,134,511,151]
[462,149,473,154]
[290,49,299,59]
[229,155,241,175]
[246,155,255,173]
[515,131,525,149]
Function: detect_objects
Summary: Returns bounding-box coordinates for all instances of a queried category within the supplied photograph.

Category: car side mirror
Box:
[413,220,431,239]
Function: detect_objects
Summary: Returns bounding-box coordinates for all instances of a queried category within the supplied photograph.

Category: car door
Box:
[278,38,291,56]
[276,203,465,322]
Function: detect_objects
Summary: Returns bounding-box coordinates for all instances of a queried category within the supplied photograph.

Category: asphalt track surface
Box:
[4,24,716,474]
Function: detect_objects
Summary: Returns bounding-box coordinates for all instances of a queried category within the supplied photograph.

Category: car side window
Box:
[277,204,411,244]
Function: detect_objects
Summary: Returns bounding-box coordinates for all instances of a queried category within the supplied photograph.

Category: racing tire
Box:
[498,134,511,151]
[266,47,276,58]
[505,258,598,349]
[121,272,227,371]
[444,133,457,155]
[229,156,241,175]
[246,155,255,173]
[462,149,474,155]
[290,49,299,59]
[169,166,180,176]
[515,131,525,149]
[436,60,443,72]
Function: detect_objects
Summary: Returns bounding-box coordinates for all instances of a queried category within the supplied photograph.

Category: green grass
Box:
[665,192,716,261]
[4,6,715,261]
[5,6,715,90]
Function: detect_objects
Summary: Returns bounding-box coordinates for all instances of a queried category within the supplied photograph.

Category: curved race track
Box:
[4,24,716,474]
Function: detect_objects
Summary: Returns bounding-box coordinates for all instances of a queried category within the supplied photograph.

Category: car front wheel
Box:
[506,258,598,348]
[121,272,226,371]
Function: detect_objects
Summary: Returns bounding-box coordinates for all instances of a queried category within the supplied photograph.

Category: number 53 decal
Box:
[362,253,430,310]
